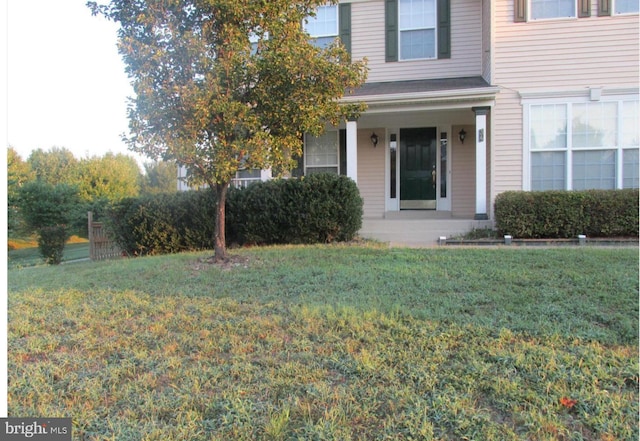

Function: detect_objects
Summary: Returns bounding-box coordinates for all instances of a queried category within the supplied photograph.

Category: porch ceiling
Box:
[342,76,500,112]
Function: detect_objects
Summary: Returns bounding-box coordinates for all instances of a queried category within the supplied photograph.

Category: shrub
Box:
[495,189,639,238]
[227,174,363,245]
[106,190,217,256]
[38,225,69,265]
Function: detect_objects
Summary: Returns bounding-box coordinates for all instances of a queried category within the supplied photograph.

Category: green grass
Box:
[8,242,90,269]
[8,244,639,440]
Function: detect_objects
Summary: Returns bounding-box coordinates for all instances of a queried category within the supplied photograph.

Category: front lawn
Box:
[7,245,639,440]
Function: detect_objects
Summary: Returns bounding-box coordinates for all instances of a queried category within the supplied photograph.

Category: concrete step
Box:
[359,218,494,247]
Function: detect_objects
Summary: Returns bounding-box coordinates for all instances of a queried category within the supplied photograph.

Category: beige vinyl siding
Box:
[481,0,492,82]
[357,129,386,218]
[451,125,476,217]
[351,0,484,83]
[491,1,639,198]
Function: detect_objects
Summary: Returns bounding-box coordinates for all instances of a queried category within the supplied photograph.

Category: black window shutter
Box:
[437,0,451,59]
[339,3,352,55]
[514,0,527,22]
[598,0,611,15]
[339,130,347,176]
[578,0,591,17]
[385,0,398,62]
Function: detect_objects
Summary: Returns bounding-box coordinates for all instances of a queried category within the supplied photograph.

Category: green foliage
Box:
[106,190,218,256]
[89,0,368,259]
[17,181,81,232]
[8,247,639,440]
[227,174,363,245]
[495,189,639,238]
[76,153,142,202]
[141,160,178,195]
[7,147,34,235]
[37,225,70,265]
[27,146,78,186]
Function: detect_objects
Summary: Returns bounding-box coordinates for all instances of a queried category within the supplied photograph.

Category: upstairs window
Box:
[305,5,339,48]
[305,4,352,53]
[399,0,437,60]
[530,0,576,19]
[386,0,450,62]
[615,0,640,13]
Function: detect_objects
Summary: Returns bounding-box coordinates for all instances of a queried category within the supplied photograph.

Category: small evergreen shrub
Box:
[106,190,217,256]
[495,189,639,238]
[38,225,69,265]
[227,174,363,245]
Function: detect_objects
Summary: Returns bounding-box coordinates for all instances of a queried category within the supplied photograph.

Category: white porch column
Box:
[473,107,489,220]
[346,119,358,183]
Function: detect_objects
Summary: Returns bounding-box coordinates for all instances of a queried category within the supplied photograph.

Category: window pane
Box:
[572,150,616,190]
[530,104,567,150]
[616,0,639,13]
[400,29,435,59]
[531,0,575,19]
[532,151,565,190]
[621,101,640,147]
[400,0,436,29]
[305,132,339,172]
[623,149,639,189]
[572,102,617,148]
[305,5,338,37]
[306,166,339,175]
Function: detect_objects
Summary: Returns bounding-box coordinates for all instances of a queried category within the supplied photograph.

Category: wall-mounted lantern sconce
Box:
[370,132,379,147]
[458,128,467,144]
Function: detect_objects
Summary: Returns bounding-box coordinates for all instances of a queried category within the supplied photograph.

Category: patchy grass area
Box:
[8,245,639,440]
[8,240,89,269]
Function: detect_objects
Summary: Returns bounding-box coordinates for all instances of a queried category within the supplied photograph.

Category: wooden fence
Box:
[88,211,123,261]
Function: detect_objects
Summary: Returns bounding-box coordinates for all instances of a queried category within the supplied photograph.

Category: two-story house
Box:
[301,0,638,224]
[180,1,639,241]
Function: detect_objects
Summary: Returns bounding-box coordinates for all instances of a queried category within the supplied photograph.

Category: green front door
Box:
[400,127,437,209]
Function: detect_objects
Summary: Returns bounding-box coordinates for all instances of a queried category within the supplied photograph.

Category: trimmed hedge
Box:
[106,174,363,255]
[494,189,639,238]
[107,190,217,256]
[227,173,363,245]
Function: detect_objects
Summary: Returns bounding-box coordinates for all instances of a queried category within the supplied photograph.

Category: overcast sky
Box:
[7,0,141,164]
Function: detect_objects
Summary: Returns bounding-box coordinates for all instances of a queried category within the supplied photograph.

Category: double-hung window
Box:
[399,0,437,60]
[516,0,638,21]
[386,0,450,62]
[304,131,340,175]
[526,99,640,191]
[305,5,339,48]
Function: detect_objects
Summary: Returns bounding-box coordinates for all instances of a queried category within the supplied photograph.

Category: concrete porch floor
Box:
[358,212,494,247]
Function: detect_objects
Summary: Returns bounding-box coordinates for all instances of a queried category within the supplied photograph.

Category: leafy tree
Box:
[8,147,34,235]
[76,152,142,202]
[27,146,79,186]
[141,160,179,195]
[89,0,367,261]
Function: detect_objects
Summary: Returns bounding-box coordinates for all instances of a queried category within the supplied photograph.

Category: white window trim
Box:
[528,0,577,21]
[614,0,640,14]
[304,131,340,175]
[522,93,640,191]
[398,0,438,61]
[305,4,339,39]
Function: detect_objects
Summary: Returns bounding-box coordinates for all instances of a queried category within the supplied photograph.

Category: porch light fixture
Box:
[370,132,379,147]
[458,128,467,144]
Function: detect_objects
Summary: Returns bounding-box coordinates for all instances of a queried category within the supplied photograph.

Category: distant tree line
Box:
[8,146,179,262]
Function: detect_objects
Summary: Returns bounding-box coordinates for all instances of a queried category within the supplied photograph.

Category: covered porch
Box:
[337,77,499,238]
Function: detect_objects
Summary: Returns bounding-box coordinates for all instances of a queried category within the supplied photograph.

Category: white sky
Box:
[6,0,141,165]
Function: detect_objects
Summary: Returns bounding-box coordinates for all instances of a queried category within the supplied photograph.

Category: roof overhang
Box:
[341,76,500,113]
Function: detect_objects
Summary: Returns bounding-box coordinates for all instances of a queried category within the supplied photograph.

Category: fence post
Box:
[88,211,94,260]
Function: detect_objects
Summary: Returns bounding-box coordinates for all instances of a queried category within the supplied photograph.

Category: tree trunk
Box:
[214,182,229,262]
